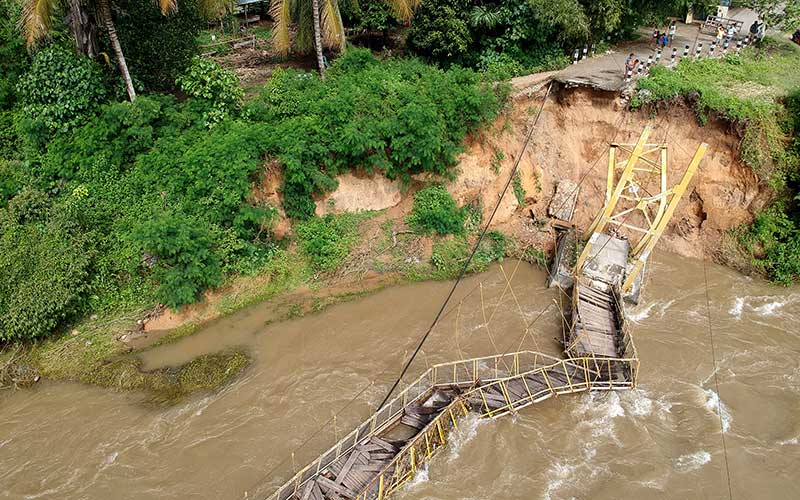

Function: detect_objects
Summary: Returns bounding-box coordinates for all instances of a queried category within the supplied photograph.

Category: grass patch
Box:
[430,231,508,279]
[296,212,376,272]
[633,37,800,183]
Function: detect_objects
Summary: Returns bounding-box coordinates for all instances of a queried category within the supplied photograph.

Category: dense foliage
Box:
[407,185,466,235]
[0,0,27,110]
[133,212,223,308]
[112,0,205,91]
[16,45,107,138]
[406,0,700,78]
[0,46,501,341]
[247,49,501,219]
[0,191,92,341]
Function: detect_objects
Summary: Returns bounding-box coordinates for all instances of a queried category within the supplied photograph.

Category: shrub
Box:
[295,214,363,271]
[407,0,472,62]
[430,231,507,278]
[0,211,92,342]
[407,185,465,235]
[16,45,107,135]
[133,212,223,309]
[177,57,244,126]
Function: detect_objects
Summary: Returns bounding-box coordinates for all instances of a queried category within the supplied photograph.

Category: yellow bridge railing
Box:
[268,350,637,500]
[355,355,639,500]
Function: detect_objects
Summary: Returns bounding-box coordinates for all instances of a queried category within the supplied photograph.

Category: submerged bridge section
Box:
[270,340,638,500]
[264,126,704,500]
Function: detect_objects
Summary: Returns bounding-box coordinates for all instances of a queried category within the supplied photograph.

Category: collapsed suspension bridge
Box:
[261,120,708,500]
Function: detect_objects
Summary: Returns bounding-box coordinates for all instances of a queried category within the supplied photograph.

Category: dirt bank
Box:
[450,86,769,260]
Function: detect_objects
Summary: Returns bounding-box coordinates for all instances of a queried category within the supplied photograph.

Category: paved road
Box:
[555,8,758,92]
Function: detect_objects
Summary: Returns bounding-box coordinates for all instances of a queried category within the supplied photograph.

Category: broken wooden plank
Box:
[334,449,362,484]
[299,480,315,500]
[316,475,357,498]
[369,436,398,453]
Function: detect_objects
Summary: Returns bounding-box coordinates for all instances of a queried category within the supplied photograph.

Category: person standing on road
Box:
[668,20,677,44]
[716,25,725,44]
[653,27,660,46]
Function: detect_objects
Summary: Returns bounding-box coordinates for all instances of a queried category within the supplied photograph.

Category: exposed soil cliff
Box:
[317,86,770,261]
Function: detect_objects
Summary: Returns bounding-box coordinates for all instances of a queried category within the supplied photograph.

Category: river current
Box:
[2,253,798,499]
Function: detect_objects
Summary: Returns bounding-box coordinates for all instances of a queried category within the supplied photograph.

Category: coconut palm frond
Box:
[196,0,230,18]
[20,0,60,47]
[320,0,344,50]
[385,0,418,22]
[295,0,314,53]
[156,0,177,15]
[270,0,292,55]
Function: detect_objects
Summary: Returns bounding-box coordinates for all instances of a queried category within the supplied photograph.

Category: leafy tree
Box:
[16,45,107,137]
[20,0,229,101]
[111,0,205,91]
[269,0,419,76]
[407,0,472,62]
[739,1,800,31]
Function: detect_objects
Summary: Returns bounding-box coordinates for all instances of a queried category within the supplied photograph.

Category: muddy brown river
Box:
[2,253,799,500]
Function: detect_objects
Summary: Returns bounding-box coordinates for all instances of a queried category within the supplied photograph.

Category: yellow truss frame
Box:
[575,126,708,292]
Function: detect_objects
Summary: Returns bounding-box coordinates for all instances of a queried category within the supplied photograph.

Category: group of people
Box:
[652,20,678,48]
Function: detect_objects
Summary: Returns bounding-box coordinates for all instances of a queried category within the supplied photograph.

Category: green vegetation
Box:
[430,231,507,278]
[111,0,205,91]
[634,38,800,284]
[512,173,526,205]
[0,45,500,343]
[17,45,107,136]
[248,49,501,219]
[296,213,372,271]
[177,56,244,125]
[407,185,466,235]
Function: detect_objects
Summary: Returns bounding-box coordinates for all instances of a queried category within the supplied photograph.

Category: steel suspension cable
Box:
[374,81,555,412]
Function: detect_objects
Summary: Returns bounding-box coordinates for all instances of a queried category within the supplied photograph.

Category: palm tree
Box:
[269,0,419,77]
[20,0,229,101]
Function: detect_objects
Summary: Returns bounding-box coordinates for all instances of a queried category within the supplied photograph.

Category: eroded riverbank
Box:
[2,254,799,499]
